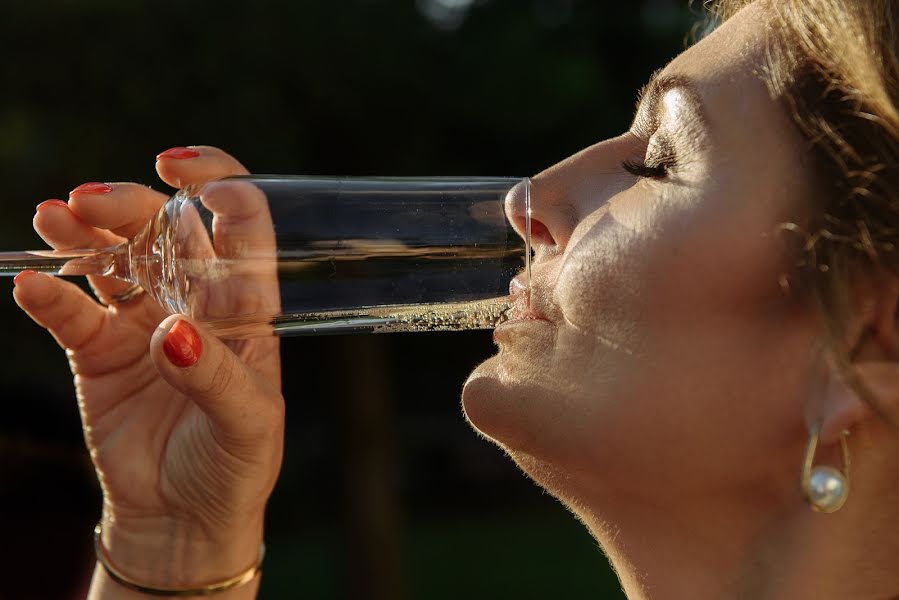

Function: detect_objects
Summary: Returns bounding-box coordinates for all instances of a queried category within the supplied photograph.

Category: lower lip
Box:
[492,315,551,342]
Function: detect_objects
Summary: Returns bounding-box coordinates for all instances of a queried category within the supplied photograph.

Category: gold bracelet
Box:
[93,522,265,597]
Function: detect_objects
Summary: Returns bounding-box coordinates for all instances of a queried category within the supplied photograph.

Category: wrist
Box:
[97,511,265,592]
[91,565,262,600]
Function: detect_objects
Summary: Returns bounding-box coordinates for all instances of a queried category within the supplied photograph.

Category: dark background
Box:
[0,1,698,598]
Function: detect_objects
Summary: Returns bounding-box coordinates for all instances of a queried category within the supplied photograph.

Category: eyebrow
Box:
[635,70,706,129]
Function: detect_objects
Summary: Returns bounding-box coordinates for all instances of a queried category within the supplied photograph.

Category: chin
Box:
[463,359,520,445]
[461,352,586,466]
[461,355,543,453]
[462,353,621,506]
[462,374,595,509]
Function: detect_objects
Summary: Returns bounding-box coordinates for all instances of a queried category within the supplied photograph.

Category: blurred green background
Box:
[0,1,698,598]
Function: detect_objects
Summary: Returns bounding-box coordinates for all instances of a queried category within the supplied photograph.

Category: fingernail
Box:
[36,199,69,213]
[70,182,113,197]
[163,320,202,368]
[13,270,37,286]
[156,147,200,160]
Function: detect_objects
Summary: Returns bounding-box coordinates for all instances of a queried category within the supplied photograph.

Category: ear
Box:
[852,269,899,361]
[807,363,874,445]
[848,363,899,430]
[812,269,899,438]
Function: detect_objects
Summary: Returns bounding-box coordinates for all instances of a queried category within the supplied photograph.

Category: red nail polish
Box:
[70,182,113,196]
[156,147,200,160]
[13,270,38,285]
[163,320,202,368]
[36,199,69,212]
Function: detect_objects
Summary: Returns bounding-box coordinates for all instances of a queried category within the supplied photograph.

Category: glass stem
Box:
[0,243,134,281]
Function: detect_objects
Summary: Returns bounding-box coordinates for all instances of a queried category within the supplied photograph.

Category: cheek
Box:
[557,181,799,349]
[544,186,808,468]
[555,200,655,351]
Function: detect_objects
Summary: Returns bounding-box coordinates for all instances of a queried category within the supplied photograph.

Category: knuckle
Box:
[263,394,286,426]
[33,278,66,311]
[199,353,237,399]
[244,395,286,442]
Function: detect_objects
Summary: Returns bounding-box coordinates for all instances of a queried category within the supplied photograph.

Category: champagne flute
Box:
[1,176,531,338]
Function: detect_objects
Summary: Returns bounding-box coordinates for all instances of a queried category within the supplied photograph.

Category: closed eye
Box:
[622,159,669,179]
[622,134,677,180]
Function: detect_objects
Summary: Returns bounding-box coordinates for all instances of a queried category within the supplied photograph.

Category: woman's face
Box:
[463,3,821,512]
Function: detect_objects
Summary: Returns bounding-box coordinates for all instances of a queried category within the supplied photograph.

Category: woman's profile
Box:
[12,0,899,598]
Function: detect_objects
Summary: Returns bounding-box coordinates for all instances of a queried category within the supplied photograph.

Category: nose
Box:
[503,175,572,250]
[506,134,637,252]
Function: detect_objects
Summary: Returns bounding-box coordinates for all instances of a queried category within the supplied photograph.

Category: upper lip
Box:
[506,274,553,322]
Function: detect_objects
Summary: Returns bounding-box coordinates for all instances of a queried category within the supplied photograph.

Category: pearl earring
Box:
[801,427,851,513]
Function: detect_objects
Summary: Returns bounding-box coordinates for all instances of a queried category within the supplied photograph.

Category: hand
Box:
[13,147,284,596]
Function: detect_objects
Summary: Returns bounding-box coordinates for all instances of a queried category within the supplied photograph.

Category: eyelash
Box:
[621,159,669,179]
[621,134,678,180]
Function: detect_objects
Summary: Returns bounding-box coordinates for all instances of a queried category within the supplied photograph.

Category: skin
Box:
[12,3,899,599]
[464,3,899,599]
[14,148,283,600]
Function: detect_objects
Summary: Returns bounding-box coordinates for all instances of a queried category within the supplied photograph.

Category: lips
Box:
[505,274,551,323]
[493,274,557,343]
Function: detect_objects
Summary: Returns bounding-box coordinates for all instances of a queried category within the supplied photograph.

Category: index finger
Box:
[67,182,169,240]
[155,145,250,188]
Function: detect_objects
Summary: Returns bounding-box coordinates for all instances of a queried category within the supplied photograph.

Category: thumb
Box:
[150,315,283,442]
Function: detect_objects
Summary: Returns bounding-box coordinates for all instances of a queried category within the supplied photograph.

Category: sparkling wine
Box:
[1,176,531,338]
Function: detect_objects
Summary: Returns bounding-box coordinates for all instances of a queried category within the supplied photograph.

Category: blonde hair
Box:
[707,1,899,343]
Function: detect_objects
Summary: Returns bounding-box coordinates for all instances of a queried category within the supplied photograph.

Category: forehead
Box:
[663,2,780,132]
[658,2,805,179]
[667,2,770,85]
